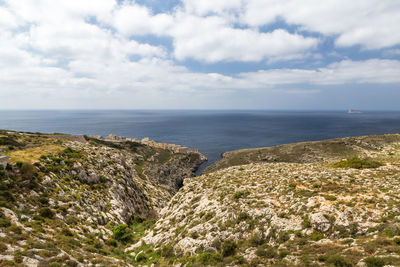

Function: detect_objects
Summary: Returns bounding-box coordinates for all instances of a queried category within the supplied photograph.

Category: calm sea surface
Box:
[1,110,400,173]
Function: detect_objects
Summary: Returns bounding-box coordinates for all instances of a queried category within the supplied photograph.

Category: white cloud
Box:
[169,14,319,62]
[112,3,173,36]
[0,0,400,109]
[240,59,400,85]
[108,2,319,63]
[240,0,400,50]
[181,0,242,16]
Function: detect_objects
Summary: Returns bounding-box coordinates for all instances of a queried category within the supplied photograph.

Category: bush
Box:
[233,190,249,200]
[0,242,7,252]
[236,212,250,222]
[112,224,131,243]
[279,249,290,259]
[394,237,400,245]
[160,245,175,258]
[39,207,54,218]
[256,247,278,258]
[364,257,385,267]
[326,254,352,267]
[197,252,223,265]
[20,162,36,180]
[135,252,147,262]
[324,195,337,201]
[302,216,311,228]
[9,225,22,234]
[249,231,265,247]
[278,231,290,243]
[0,212,11,227]
[384,223,400,237]
[311,232,324,241]
[333,158,383,169]
[222,239,237,257]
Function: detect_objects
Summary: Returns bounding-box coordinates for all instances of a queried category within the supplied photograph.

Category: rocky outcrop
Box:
[0,156,9,168]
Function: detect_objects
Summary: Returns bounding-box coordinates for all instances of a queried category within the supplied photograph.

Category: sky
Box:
[0,0,400,110]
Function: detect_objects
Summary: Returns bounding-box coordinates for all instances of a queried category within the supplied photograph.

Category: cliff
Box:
[0,130,206,266]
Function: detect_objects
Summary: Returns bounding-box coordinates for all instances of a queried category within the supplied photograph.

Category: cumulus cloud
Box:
[240,59,400,85]
[169,14,318,62]
[112,3,173,36]
[240,0,400,50]
[0,0,399,109]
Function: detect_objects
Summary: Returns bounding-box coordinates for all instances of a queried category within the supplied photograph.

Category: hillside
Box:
[0,130,205,266]
[2,131,400,266]
[204,134,400,174]
[128,134,400,266]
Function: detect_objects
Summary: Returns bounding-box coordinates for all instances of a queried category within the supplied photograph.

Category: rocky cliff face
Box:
[0,130,206,266]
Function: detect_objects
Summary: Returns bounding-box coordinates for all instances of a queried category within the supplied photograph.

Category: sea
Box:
[1,110,400,174]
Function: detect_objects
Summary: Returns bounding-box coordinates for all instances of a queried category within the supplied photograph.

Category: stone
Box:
[310,212,331,232]
[0,156,9,168]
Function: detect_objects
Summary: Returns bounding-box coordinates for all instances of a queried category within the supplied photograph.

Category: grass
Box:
[333,158,383,169]
[7,145,64,163]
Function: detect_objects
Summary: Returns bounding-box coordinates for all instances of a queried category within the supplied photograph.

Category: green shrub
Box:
[39,207,54,218]
[196,252,223,265]
[333,158,383,169]
[393,237,400,245]
[20,162,36,180]
[278,231,290,243]
[249,231,265,247]
[326,254,352,267]
[160,245,175,258]
[279,249,290,259]
[311,232,324,241]
[302,216,311,228]
[112,224,131,243]
[233,190,249,200]
[190,231,199,239]
[364,257,385,267]
[236,212,250,222]
[14,254,23,263]
[9,225,22,234]
[39,196,49,205]
[324,195,337,201]
[256,247,278,258]
[0,242,7,252]
[129,214,145,224]
[384,223,400,237]
[222,239,237,257]
[135,252,147,262]
[0,212,11,227]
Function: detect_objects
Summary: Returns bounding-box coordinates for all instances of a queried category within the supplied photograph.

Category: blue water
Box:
[1,110,400,173]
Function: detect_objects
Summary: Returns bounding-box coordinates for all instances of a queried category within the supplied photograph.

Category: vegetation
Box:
[1,130,400,266]
[333,157,383,169]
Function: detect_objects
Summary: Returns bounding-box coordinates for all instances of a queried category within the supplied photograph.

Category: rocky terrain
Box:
[129,134,400,266]
[204,134,400,174]
[0,130,205,266]
[1,131,400,266]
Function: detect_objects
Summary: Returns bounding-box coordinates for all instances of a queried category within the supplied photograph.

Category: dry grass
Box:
[7,145,64,163]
